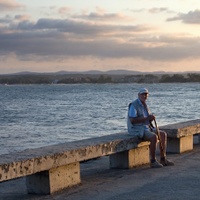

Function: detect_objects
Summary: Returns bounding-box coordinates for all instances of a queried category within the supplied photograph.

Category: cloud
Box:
[148,7,168,14]
[14,15,31,21]
[0,15,12,23]
[0,17,150,59]
[128,8,146,13]
[58,6,72,15]
[14,18,148,36]
[130,7,174,14]
[0,14,31,26]
[167,9,200,24]
[1,31,200,63]
[73,12,132,22]
[0,0,24,11]
[1,15,200,64]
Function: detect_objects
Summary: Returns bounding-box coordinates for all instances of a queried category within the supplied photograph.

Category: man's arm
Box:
[129,115,155,124]
[128,102,155,124]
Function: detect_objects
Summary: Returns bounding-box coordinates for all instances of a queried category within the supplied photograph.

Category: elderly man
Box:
[127,88,174,168]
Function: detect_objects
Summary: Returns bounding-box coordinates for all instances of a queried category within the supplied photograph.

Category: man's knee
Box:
[150,134,158,143]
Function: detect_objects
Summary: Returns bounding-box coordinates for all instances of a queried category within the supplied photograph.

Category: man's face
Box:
[139,93,148,103]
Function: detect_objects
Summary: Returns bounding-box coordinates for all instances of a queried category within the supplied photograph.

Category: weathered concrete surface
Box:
[0,132,148,182]
[110,144,149,168]
[161,119,200,138]
[166,135,193,153]
[160,119,200,153]
[26,162,81,194]
[0,135,200,200]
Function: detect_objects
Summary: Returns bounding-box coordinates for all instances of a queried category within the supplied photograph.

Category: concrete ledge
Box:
[0,132,150,194]
[166,135,193,153]
[161,119,200,153]
[26,162,81,194]
[110,143,150,168]
[1,119,200,194]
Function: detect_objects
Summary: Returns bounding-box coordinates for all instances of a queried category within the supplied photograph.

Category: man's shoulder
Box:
[129,99,138,108]
[132,98,141,105]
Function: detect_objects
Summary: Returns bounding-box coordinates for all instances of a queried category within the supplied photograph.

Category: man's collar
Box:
[137,98,143,106]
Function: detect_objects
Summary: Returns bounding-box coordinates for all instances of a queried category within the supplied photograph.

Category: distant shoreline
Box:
[0,72,199,84]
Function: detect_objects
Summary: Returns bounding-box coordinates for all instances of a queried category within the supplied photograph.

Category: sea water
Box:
[0,83,199,155]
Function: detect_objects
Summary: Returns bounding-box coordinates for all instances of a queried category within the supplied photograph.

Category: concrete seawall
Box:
[0,135,200,200]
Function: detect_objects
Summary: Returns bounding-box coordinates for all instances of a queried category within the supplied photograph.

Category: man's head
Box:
[138,87,149,102]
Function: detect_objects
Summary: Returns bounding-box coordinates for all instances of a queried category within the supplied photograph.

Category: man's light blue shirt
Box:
[128,98,149,130]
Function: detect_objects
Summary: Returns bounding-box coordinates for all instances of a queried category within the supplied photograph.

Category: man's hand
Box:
[148,114,155,122]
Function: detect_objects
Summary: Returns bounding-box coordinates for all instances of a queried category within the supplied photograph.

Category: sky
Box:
[0,0,200,74]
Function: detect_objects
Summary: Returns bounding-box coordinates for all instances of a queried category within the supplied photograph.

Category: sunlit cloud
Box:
[73,11,133,22]
[58,6,72,15]
[0,0,24,11]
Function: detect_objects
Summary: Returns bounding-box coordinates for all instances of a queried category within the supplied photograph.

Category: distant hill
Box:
[0,70,199,84]
[50,70,169,75]
[8,69,200,76]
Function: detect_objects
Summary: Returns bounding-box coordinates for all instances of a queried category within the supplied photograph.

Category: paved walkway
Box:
[1,137,200,200]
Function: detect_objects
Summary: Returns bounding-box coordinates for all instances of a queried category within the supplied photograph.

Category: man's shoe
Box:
[160,159,174,166]
[150,160,163,168]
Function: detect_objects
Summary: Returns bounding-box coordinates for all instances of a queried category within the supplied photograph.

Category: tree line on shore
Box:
[0,73,199,85]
